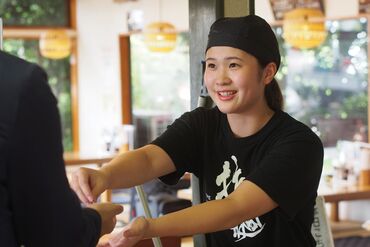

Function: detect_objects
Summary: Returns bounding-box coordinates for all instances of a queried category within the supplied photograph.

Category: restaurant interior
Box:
[2,0,370,246]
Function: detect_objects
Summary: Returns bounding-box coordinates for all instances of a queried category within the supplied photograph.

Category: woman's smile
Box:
[217,90,237,101]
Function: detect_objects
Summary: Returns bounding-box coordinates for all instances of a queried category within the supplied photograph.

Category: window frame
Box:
[271,14,370,144]
[2,0,80,152]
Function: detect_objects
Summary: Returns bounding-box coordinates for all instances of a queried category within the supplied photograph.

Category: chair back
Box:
[134,237,181,247]
[311,196,335,247]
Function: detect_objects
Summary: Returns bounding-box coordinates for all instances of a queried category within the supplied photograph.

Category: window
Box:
[274,18,368,147]
[1,0,77,151]
[0,0,69,26]
[128,32,190,147]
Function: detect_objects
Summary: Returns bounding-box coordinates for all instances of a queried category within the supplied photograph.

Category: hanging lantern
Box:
[39,29,71,59]
[144,22,177,52]
[283,8,327,49]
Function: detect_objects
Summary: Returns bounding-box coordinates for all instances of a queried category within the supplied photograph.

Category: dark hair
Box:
[265,78,283,111]
[258,60,283,111]
[206,15,283,111]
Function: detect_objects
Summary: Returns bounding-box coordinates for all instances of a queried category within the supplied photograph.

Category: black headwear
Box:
[206,15,281,70]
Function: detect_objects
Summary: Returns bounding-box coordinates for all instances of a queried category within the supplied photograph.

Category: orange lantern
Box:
[283,8,327,49]
[144,22,177,52]
[39,29,71,59]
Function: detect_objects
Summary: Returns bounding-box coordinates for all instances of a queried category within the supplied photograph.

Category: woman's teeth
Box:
[218,91,235,96]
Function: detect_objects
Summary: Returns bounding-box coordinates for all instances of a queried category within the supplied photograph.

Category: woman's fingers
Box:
[71,170,91,204]
[70,167,97,204]
[108,217,148,247]
[78,168,95,203]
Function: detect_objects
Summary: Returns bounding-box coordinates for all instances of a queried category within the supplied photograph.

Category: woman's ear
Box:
[262,62,277,85]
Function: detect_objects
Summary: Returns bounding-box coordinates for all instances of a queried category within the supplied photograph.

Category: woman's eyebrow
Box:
[205,57,216,62]
[205,57,244,62]
[225,56,244,61]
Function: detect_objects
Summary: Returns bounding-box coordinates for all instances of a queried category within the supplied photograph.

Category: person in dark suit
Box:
[0,50,123,247]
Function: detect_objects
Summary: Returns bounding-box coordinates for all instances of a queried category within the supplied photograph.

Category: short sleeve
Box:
[247,130,323,219]
[152,109,205,185]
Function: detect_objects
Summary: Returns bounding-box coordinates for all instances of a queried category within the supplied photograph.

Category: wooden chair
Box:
[134,237,181,247]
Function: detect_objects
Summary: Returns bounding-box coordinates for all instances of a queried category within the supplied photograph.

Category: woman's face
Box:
[204,46,271,115]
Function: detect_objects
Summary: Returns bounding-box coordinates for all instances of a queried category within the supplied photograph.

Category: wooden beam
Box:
[224,0,250,17]
[119,35,133,125]
[69,0,79,152]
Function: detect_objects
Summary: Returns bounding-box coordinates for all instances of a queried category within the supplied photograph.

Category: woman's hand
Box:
[108,216,149,247]
[71,167,109,204]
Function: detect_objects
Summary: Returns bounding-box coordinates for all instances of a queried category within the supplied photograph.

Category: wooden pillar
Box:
[189,1,254,246]
[224,0,253,17]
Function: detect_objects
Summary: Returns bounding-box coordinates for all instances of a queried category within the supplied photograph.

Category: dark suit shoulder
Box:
[0,50,45,88]
[0,51,49,149]
[0,50,36,70]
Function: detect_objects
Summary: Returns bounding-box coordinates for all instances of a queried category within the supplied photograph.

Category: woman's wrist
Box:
[100,166,112,189]
[143,217,155,239]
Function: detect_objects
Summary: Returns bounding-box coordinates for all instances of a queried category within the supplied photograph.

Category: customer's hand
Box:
[108,216,149,247]
[88,203,124,236]
[71,167,109,204]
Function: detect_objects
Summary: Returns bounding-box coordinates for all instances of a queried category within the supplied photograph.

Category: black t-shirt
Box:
[152,107,323,247]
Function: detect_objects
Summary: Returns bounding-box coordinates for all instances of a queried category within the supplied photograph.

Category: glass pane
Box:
[0,0,69,27]
[3,39,73,151]
[130,32,190,147]
[275,18,368,147]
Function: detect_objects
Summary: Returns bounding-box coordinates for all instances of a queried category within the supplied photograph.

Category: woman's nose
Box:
[216,69,231,85]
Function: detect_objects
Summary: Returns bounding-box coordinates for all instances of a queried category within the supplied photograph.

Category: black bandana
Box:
[206,15,281,69]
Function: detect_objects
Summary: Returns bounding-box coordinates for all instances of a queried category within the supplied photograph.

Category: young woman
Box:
[72,15,323,247]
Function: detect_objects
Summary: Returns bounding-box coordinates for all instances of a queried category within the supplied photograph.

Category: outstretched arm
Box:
[108,180,277,247]
[72,144,176,204]
[102,144,176,190]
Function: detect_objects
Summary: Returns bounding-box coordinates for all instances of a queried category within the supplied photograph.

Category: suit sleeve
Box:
[8,65,101,247]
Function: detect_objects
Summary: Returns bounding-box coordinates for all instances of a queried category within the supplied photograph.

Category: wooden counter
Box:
[64,152,115,166]
[64,152,116,202]
[319,184,370,222]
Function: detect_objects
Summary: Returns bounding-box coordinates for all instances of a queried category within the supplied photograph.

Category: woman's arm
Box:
[101,144,176,189]
[108,180,277,247]
[72,144,176,203]
[146,180,277,237]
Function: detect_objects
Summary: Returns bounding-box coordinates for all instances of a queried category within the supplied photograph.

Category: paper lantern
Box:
[144,22,177,52]
[283,8,327,49]
[39,29,71,59]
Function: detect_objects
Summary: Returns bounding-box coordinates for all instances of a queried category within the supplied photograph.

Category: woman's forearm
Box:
[101,145,176,190]
[144,180,277,238]
[101,149,152,189]
[145,197,247,238]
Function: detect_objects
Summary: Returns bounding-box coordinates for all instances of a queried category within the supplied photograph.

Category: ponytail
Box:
[265,78,283,111]
[257,59,284,111]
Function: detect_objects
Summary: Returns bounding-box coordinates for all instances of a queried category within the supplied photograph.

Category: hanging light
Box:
[144,22,177,52]
[283,8,327,49]
[39,29,71,59]
[144,0,177,52]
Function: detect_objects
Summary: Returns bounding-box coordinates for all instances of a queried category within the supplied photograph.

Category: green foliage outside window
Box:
[1,0,73,151]
[3,39,73,151]
[0,0,69,26]
[274,18,368,147]
[130,32,191,118]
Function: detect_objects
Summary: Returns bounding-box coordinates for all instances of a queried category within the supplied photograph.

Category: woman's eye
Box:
[229,63,239,68]
[207,63,216,69]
